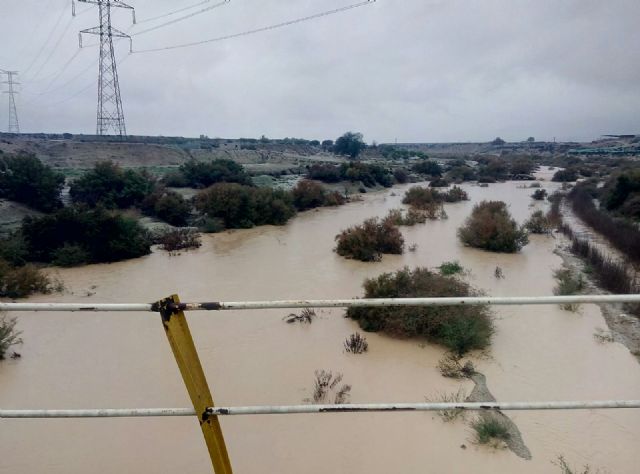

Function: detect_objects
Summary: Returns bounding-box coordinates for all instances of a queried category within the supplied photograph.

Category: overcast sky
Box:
[1,0,639,143]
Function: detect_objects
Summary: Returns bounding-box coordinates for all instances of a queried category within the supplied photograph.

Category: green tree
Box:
[0,153,64,212]
[334,132,366,159]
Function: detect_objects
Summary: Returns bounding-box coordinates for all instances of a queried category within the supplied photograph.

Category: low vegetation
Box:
[553,268,585,311]
[437,353,475,378]
[531,188,548,200]
[458,201,529,253]
[344,332,368,354]
[553,455,601,474]
[438,261,464,276]
[0,259,57,297]
[346,267,493,355]
[0,315,22,360]
[334,218,404,262]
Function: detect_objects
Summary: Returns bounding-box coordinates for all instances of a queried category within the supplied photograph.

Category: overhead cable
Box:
[135,0,215,25]
[133,0,375,53]
[132,0,230,37]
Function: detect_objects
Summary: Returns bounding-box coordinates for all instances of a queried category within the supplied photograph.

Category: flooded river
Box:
[1,169,639,473]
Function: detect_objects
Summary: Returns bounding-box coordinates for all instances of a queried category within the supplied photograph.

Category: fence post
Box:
[155,295,232,474]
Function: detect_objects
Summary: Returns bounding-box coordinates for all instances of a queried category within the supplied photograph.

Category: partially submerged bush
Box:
[531,188,548,200]
[344,332,368,354]
[553,455,601,474]
[384,208,427,226]
[442,185,469,202]
[437,353,475,378]
[458,201,529,253]
[553,268,584,311]
[402,185,468,209]
[0,315,22,360]
[291,179,346,211]
[283,308,316,324]
[0,259,56,298]
[311,370,351,404]
[159,229,201,252]
[141,188,192,226]
[471,416,510,445]
[438,261,464,276]
[21,206,151,265]
[194,183,296,229]
[525,210,552,234]
[335,218,404,262]
[346,267,493,355]
[425,388,467,422]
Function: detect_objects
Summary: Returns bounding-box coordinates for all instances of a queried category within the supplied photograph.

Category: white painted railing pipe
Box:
[3,400,640,418]
[1,294,639,313]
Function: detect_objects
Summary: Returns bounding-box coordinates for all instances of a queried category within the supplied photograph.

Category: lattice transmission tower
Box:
[76,1,135,136]
[1,70,20,133]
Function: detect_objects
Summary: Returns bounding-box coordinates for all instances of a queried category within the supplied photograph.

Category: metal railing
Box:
[2,293,640,473]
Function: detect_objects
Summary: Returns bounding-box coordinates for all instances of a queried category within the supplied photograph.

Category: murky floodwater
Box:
[1,168,639,473]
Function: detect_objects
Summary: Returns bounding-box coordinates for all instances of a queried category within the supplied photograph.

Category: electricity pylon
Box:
[77,1,135,137]
[1,70,20,134]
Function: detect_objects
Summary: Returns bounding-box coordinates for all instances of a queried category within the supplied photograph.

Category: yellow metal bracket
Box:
[155,294,232,474]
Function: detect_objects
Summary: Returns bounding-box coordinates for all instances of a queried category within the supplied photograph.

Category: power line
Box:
[22,4,69,78]
[131,0,229,37]
[133,0,376,54]
[135,0,216,25]
[28,15,76,82]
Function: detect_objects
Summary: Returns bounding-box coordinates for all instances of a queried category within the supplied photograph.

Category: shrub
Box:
[552,169,579,182]
[142,189,191,226]
[442,185,469,202]
[402,186,441,208]
[0,259,55,298]
[531,188,548,200]
[344,332,368,354]
[159,229,201,252]
[21,206,151,265]
[173,159,252,188]
[437,353,475,378]
[307,162,392,187]
[335,218,404,262]
[70,161,156,208]
[310,370,351,404]
[0,315,22,360]
[600,169,640,217]
[194,183,296,229]
[0,153,64,212]
[51,244,91,267]
[384,208,427,226]
[291,179,325,210]
[471,416,510,445]
[438,261,464,276]
[458,201,529,253]
[525,210,552,234]
[307,163,342,183]
[346,267,493,355]
[393,169,409,184]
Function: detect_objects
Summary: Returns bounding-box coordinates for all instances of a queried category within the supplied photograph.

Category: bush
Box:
[311,370,351,404]
[458,201,529,253]
[172,159,252,188]
[346,267,493,355]
[51,244,91,267]
[437,353,475,378]
[552,169,579,182]
[531,188,548,200]
[0,259,55,298]
[335,218,404,262]
[307,163,342,183]
[471,416,510,445]
[402,185,468,208]
[393,168,409,184]
[425,388,467,422]
[159,229,201,252]
[384,208,427,226]
[291,180,346,211]
[0,315,22,360]
[284,308,316,324]
[442,185,469,202]
[553,268,584,311]
[600,169,640,217]
[141,188,191,226]
[194,183,296,229]
[307,162,392,188]
[525,210,551,234]
[70,161,156,208]
[21,206,151,265]
[0,153,64,212]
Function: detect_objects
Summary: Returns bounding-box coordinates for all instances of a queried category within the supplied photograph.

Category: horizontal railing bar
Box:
[3,400,640,418]
[1,294,640,313]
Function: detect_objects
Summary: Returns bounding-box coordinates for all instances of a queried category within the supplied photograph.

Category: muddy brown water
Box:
[1,169,640,473]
